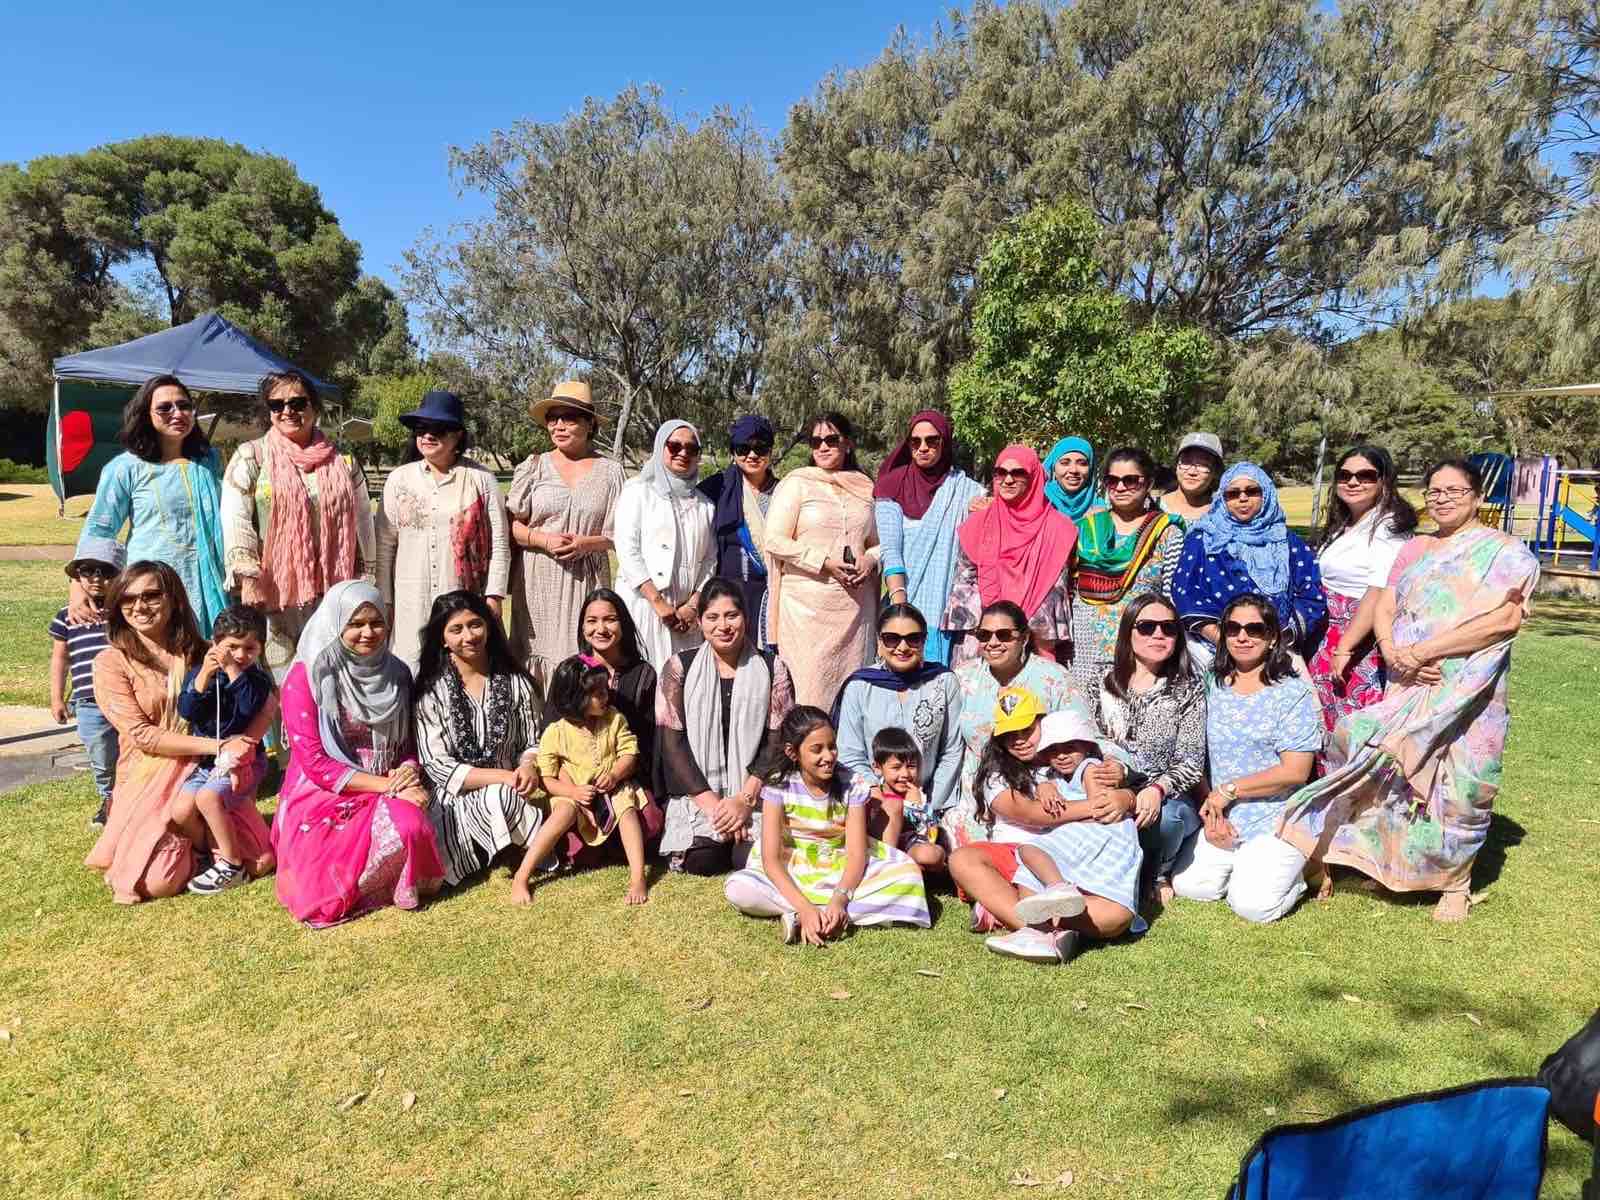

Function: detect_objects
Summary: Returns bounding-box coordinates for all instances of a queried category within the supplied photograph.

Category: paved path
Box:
[0,704,87,793]
[0,544,73,561]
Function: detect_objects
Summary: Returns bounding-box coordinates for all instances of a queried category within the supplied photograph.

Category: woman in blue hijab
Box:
[1043,436,1101,519]
[1172,463,1327,657]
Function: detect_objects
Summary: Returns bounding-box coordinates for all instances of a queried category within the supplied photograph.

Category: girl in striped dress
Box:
[725,707,930,944]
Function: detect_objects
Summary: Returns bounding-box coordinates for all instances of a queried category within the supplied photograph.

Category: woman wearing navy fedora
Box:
[375,391,511,671]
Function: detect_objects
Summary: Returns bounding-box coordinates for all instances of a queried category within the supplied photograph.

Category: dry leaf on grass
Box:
[994,1087,1008,1101]
[685,997,712,1011]
[0,1030,12,1045]
[375,1068,386,1081]
[942,1152,961,1161]
[676,1089,695,1098]
[1263,1106,1278,1117]
[1072,1000,1088,1012]
[1008,1169,1042,1187]
[400,1092,416,1112]
[1119,1002,1149,1014]
[1254,1016,1269,1031]
[1054,1170,1075,1188]
[1457,1012,1483,1026]
[828,989,852,1001]
[1340,994,1363,1004]
[337,1091,367,1112]
[915,969,943,978]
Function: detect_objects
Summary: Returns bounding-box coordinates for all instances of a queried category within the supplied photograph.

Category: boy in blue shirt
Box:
[48,536,125,827]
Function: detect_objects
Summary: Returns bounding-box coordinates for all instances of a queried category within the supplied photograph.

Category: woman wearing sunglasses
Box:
[1172,462,1327,667]
[873,410,985,666]
[70,375,229,635]
[1068,447,1186,693]
[697,414,782,649]
[1093,594,1207,907]
[375,391,512,671]
[615,419,716,671]
[943,446,1076,668]
[764,412,880,707]
[1170,594,1321,922]
[832,603,963,856]
[1306,445,1417,732]
[221,370,375,693]
[1278,458,1539,923]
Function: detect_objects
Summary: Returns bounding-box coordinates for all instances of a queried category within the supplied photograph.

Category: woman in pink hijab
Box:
[941,446,1078,668]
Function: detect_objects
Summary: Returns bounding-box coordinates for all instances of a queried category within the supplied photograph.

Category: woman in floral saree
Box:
[1274,459,1539,923]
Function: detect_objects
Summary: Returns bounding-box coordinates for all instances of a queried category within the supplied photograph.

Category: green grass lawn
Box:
[0,562,68,705]
[0,485,88,546]
[1,605,1596,1197]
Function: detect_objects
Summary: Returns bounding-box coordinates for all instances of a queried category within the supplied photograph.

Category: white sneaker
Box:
[780,911,799,944]
[984,928,1063,962]
[1014,881,1086,925]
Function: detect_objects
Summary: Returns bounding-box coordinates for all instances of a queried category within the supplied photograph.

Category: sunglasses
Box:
[665,439,701,458]
[1132,618,1179,637]
[546,408,590,426]
[1105,473,1147,491]
[119,588,166,610]
[972,627,1021,644]
[1335,468,1380,485]
[75,566,116,581]
[1222,619,1271,640]
[413,421,460,438]
[152,400,195,417]
[909,435,943,450]
[267,396,313,414]
[809,433,845,449]
[732,441,773,457]
[879,630,928,650]
[993,467,1031,484]
[1223,485,1264,501]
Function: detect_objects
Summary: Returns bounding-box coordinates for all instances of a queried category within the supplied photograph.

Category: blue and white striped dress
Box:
[875,469,985,665]
[990,762,1143,913]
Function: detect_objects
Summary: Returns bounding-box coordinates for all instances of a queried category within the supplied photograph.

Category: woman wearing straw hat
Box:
[507,381,626,688]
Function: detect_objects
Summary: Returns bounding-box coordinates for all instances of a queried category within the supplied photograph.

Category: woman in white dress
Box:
[614,420,716,671]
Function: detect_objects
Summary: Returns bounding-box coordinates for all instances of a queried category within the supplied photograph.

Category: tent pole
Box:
[52,378,63,517]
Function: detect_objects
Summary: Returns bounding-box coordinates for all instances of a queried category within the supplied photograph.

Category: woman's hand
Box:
[66,579,100,625]
[651,595,677,627]
[220,735,256,764]
[1134,786,1163,828]
[547,532,582,561]
[394,784,430,809]
[819,893,849,937]
[1200,787,1232,823]
[824,557,866,588]
[511,760,539,798]
[796,903,827,946]
[968,495,993,513]
[1086,760,1127,791]
[572,782,598,807]
[673,602,697,633]
[1088,789,1131,824]
[591,767,617,794]
[1329,646,1354,680]
[712,794,750,836]
[1203,809,1239,851]
[386,763,420,794]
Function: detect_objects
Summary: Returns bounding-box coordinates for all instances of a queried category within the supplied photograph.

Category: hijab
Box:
[638,419,700,500]
[956,445,1077,616]
[873,409,956,520]
[706,414,777,537]
[1191,462,1291,596]
[293,580,412,771]
[1043,436,1099,519]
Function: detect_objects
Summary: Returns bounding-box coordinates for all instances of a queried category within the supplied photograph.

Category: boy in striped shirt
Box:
[48,536,125,826]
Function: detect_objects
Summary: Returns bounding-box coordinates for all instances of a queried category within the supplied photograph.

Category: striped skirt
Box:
[428,784,546,887]
[727,830,931,928]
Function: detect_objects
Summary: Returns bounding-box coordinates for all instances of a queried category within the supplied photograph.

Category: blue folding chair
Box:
[1226,1078,1550,1200]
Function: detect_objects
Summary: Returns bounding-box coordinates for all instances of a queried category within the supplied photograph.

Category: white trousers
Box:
[1171,831,1308,924]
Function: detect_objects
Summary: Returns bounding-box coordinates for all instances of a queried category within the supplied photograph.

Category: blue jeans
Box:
[75,700,119,803]
[1140,796,1202,892]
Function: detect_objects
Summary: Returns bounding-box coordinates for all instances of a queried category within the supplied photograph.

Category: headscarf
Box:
[873,409,955,520]
[706,414,778,539]
[1191,462,1291,597]
[260,427,359,611]
[638,419,700,499]
[293,580,412,771]
[1043,436,1099,519]
[729,413,774,449]
[956,445,1077,616]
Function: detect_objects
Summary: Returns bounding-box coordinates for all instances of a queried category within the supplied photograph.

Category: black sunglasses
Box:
[1105,472,1147,491]
[268,396,313,414]
[152,400,195,416]
[1222,619,1271,640]
[665,439,701,457]
[732,441,773,457]
[993,467,1031,484]
[75,565,116,581]
[972,628,1020,644]
[909,435,943,450]
[1223,485,1264,501]
[879,630,927,650]
[1335,468,1381,485]
[809,433,844,449]
[413,421,460,438]
[1132,619,1179,637]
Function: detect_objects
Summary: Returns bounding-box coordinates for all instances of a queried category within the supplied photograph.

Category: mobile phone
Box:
[842,546,856,566]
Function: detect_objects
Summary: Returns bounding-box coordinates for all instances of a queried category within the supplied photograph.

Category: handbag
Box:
[1538,1007,1600,1143]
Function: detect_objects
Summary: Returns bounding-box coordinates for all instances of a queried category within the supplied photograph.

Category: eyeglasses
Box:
[1132,619,1179,637]
[75,566,115,581]
[1335,468,1380,485]
[1424,486,1475,502]
[972,628,1020,644]
[152,400,195,417]
[909,435,943,450]
[413,421,460,438]
[732,441,773,457]
[546,409,589,426]
[267,396,312,414]
[809,433,844,449]
[665,439,701,458]
[119,588,166,610]
[1222,619,1270,640]
[1223,485,1264,502]
[993,467,1031,484]
[1105,473,1147,491]
[879,630,928,650]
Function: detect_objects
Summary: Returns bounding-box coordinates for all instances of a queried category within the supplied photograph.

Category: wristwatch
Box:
[1224,781,1238,801]
[833,886,854,906]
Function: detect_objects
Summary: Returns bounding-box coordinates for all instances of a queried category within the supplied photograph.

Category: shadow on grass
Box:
[1471,812,1526,892]
[0,491,28,503]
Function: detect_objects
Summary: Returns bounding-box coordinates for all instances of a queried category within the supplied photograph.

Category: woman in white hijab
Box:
[271,580,446,927]
[614,419,717,671]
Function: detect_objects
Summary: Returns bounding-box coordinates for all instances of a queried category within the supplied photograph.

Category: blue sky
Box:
[1,1,950,293]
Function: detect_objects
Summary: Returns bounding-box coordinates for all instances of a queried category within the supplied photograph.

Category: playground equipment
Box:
[1530,459,1600,573]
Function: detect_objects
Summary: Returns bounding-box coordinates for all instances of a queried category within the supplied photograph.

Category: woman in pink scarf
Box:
[942,445,1078,668]
[222,370,375,695]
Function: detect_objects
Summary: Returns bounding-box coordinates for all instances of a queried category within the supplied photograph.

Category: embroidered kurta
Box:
[1067,518,1185,693]
[77,449,228,634]
[1277,527,1539,892]
[221,436,376,680]
[613,477,716,672]
[764,470,880,707]
[506,453,625,687]
[874,470,986,666]
[375,458,511,671]
[834,670,965,816]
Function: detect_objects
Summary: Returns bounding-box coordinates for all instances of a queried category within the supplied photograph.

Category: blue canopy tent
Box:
[47,311,339,503]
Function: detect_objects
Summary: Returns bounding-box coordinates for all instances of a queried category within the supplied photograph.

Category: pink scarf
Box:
[263,428,358,611]
[956,444,1077,616]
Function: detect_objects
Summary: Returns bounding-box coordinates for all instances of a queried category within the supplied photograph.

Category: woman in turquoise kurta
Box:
[72,375,227,634]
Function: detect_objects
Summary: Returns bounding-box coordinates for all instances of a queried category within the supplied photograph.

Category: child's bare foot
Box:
[624,878,648,906]
[509,878,534,906]
[1432,891,1469,923]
